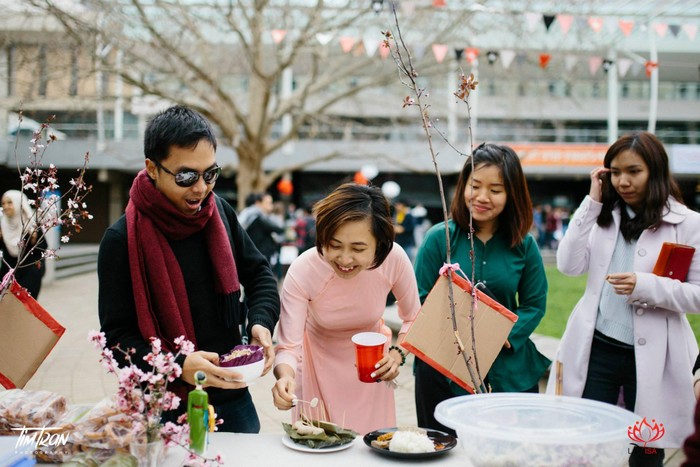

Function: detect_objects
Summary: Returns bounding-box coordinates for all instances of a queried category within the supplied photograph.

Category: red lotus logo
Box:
[628,417,665,446]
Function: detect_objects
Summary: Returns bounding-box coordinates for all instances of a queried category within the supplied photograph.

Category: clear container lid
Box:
[435,393,639,445]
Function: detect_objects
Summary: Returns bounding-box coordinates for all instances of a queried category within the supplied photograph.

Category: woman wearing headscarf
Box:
[0,190,46,297]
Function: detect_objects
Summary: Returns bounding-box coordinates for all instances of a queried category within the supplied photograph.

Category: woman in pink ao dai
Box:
[272,183,421,434]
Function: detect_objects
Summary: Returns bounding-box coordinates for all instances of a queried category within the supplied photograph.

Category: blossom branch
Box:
[383,3,485,393]
[88,331,223,466]
[1,113,93,290]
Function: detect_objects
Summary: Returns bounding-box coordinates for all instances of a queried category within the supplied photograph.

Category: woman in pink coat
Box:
[546,132,700,467]
[271,183,420,434]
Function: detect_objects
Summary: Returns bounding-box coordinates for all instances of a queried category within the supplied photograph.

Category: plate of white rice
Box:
[363,427,457,459]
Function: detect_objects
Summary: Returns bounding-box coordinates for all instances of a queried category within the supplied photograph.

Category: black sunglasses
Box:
[153,160,221,187]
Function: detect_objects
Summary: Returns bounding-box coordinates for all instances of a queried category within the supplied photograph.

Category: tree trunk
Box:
[235,139,267,211]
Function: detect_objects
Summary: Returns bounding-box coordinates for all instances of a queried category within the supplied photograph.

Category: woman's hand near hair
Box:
[589,167,610,202]
[694,369,700,400]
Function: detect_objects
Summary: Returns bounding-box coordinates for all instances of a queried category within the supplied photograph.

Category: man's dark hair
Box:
[144,105,217,163]
[245,192,265,207]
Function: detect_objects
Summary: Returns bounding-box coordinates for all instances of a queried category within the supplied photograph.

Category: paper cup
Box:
[352,332,387,383]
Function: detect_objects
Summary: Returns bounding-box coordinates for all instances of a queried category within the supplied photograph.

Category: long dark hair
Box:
[450,144,533,247]
[597,132,683,241]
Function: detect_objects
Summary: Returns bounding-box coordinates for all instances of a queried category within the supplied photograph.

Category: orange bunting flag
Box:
[683,24,698,40]
[539,53,551,69]
[271,30,287,44]
[618,20,634,37]
[432,44,449,63]
[645,60,658,78]
[433,0,446,7]
[588,17,604,33]
[465,47,479,64]
[340,36,356,53]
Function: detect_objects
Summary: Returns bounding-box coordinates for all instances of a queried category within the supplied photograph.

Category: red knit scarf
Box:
[126,170,240,352]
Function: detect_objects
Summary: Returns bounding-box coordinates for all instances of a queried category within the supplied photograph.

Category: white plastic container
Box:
[435,393,639,467]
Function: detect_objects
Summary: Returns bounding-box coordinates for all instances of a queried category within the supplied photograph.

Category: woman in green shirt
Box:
[413,143,550,435]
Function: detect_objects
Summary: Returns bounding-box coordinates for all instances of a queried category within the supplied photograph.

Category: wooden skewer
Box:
[555,360,563,396]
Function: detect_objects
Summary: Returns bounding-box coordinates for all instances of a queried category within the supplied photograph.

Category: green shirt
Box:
[414,220,551,392]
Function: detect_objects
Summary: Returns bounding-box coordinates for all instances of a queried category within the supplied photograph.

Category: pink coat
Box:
[546,196,700,448]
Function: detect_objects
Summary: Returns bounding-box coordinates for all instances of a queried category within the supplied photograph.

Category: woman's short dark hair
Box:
[450,143,533,247]
[313,183,394,269]
[598,131,683,241]
[144,105,217,163]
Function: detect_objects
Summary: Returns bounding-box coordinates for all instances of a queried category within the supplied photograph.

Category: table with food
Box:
[0,342,642,466]
[0,408,466,466]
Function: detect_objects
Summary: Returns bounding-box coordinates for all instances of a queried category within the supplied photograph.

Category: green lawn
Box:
[535,265,700,342]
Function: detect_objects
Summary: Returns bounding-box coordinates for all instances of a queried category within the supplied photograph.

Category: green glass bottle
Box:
[188,371,209,455]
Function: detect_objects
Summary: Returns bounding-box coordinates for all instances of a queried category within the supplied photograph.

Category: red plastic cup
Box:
[352,332,387,383]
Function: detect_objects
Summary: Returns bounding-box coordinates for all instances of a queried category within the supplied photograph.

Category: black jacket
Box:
[97,195,280,405]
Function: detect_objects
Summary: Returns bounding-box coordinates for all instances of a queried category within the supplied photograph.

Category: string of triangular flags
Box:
[270,29,684,78]
[270,14,697,47]
[268,11,698,78]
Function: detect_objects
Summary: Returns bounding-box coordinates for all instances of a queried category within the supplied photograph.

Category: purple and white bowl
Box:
[220,345,265,383]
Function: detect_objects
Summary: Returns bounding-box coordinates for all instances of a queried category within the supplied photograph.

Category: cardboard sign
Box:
[401,271,517,393]
[0,279,65,389]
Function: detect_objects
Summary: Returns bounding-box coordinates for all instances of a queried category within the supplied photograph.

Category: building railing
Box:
[35,122,699,145]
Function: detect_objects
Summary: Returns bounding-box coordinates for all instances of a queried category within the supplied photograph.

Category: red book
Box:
[652,242,695,282]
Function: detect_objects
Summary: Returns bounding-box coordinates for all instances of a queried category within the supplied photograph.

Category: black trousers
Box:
[582,333,664,467]
[414,358,538,438]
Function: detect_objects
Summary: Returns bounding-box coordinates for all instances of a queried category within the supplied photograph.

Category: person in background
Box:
[97,105,280,433]
[413,143,550,436]
[0,190,46,298]
[547,132,700,466]
[393,198,416,263]
[238,192,285,268]
[294,205,316,254]
[410,203,430,248]
[271,183,421,434]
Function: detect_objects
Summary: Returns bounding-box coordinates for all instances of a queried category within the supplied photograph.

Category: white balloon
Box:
[381,181,401,199]
[360,164,379,180]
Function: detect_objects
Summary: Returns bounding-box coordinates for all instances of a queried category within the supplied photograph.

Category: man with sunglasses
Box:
[97,105,280,433]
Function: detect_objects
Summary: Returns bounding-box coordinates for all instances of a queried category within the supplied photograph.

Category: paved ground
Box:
[21,271,686,465]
